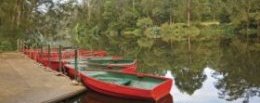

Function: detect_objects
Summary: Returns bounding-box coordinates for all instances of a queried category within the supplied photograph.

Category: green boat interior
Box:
[66,64,123,71]
[84,71,164,90]
[84,57,115,61]
[66,59,88,64]
[88,59,134,64]
[64,56,134,65]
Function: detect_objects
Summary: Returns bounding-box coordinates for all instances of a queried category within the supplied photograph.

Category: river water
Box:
[63,40,260,103]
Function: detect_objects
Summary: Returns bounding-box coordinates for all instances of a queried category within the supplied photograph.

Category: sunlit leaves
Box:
[160,23,185,42]
[133,29,142,37]
[185,25,200,38]
[136,17,153,29]
[160,22,201,44]
[137,38,154,48]
[144,26,160,39]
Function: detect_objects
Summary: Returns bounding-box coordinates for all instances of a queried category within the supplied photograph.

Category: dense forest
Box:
[0,0,259,51]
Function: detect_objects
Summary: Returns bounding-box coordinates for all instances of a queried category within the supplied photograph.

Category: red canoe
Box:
[23,48,107,62]
[62,56,137,77]
[80,70,173,101]
[36,50,107,71]
[64,62,137,78]
[86,57,137,72]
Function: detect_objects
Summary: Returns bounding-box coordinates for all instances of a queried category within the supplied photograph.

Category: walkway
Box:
[0,52,86,103]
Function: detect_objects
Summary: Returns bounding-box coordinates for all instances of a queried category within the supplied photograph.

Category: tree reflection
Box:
[174,67,206,95]
[171,42,209,95]
[137,48,172,75]
[213,41,260,102]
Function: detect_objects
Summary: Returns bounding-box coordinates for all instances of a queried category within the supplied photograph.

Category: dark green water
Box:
[63,40,260,103]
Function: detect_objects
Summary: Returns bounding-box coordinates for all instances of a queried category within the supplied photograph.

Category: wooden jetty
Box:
[0,52,86,103]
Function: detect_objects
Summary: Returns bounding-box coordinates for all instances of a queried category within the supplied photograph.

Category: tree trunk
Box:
[87,0,92,22]
[188,36,191,51]
[170,14,173,25]
[16,0,21,27]
[246,0,251,44]
[187,0,191,51]
[213,12,216,21]
[257,20,260,43]
[171,38,173,49]
[11,1,18,27]
[169,0,173,25]
[132,0,135,11]
[187,0,191,27]
[188,51,192,66]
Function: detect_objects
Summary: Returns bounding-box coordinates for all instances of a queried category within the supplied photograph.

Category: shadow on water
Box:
[64,39,260,103]
[62,90,173,103]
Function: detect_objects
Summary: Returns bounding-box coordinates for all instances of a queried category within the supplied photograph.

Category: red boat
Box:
[23,49,41,59]
[61,56,136,76]
[23,48,60,59]
[80,70,173,101]
[36,50,107,71]
[23,48,107,61]
[86,57,137,72]
[64,62,137,78]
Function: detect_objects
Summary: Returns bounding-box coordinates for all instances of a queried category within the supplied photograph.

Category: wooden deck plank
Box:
[0,52,86,103]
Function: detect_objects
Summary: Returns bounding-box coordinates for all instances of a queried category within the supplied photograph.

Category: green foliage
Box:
[137,38,154,48]
[199,26,222,40]
[160,23,184,42]
[0,40,14,51]
[160,23,200,42]
[0,0,259,51]
[136,17,153,29]
[144,26,160,39]
[185,25,200,38]
[133,29,142,37]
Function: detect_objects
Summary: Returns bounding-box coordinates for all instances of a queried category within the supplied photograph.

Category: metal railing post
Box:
[58,45,62,72]
[48,45,51,68]
[17,39,19,52]
[29,45,32,58]
[21,40,24,53]
[74,48,79,81]
[33,44,37,60]
[40,46,43,58]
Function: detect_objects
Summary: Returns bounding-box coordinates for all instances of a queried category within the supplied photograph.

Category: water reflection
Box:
[64,90,173,103]
[166,67,260,103]
[65,40,260,103]
[211,41,260,103]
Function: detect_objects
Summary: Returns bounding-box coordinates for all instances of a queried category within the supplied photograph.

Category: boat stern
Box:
[152,78,173,101]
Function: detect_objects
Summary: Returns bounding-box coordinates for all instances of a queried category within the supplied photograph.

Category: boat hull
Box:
[80,71,172,101]
[64,65,78,78]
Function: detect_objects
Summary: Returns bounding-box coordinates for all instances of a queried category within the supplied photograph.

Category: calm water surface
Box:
[64,41,260,103]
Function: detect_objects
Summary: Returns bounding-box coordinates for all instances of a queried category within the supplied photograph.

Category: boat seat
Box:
[117,79,131,86]
[87,72,107,77]
[96,77,132,86]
